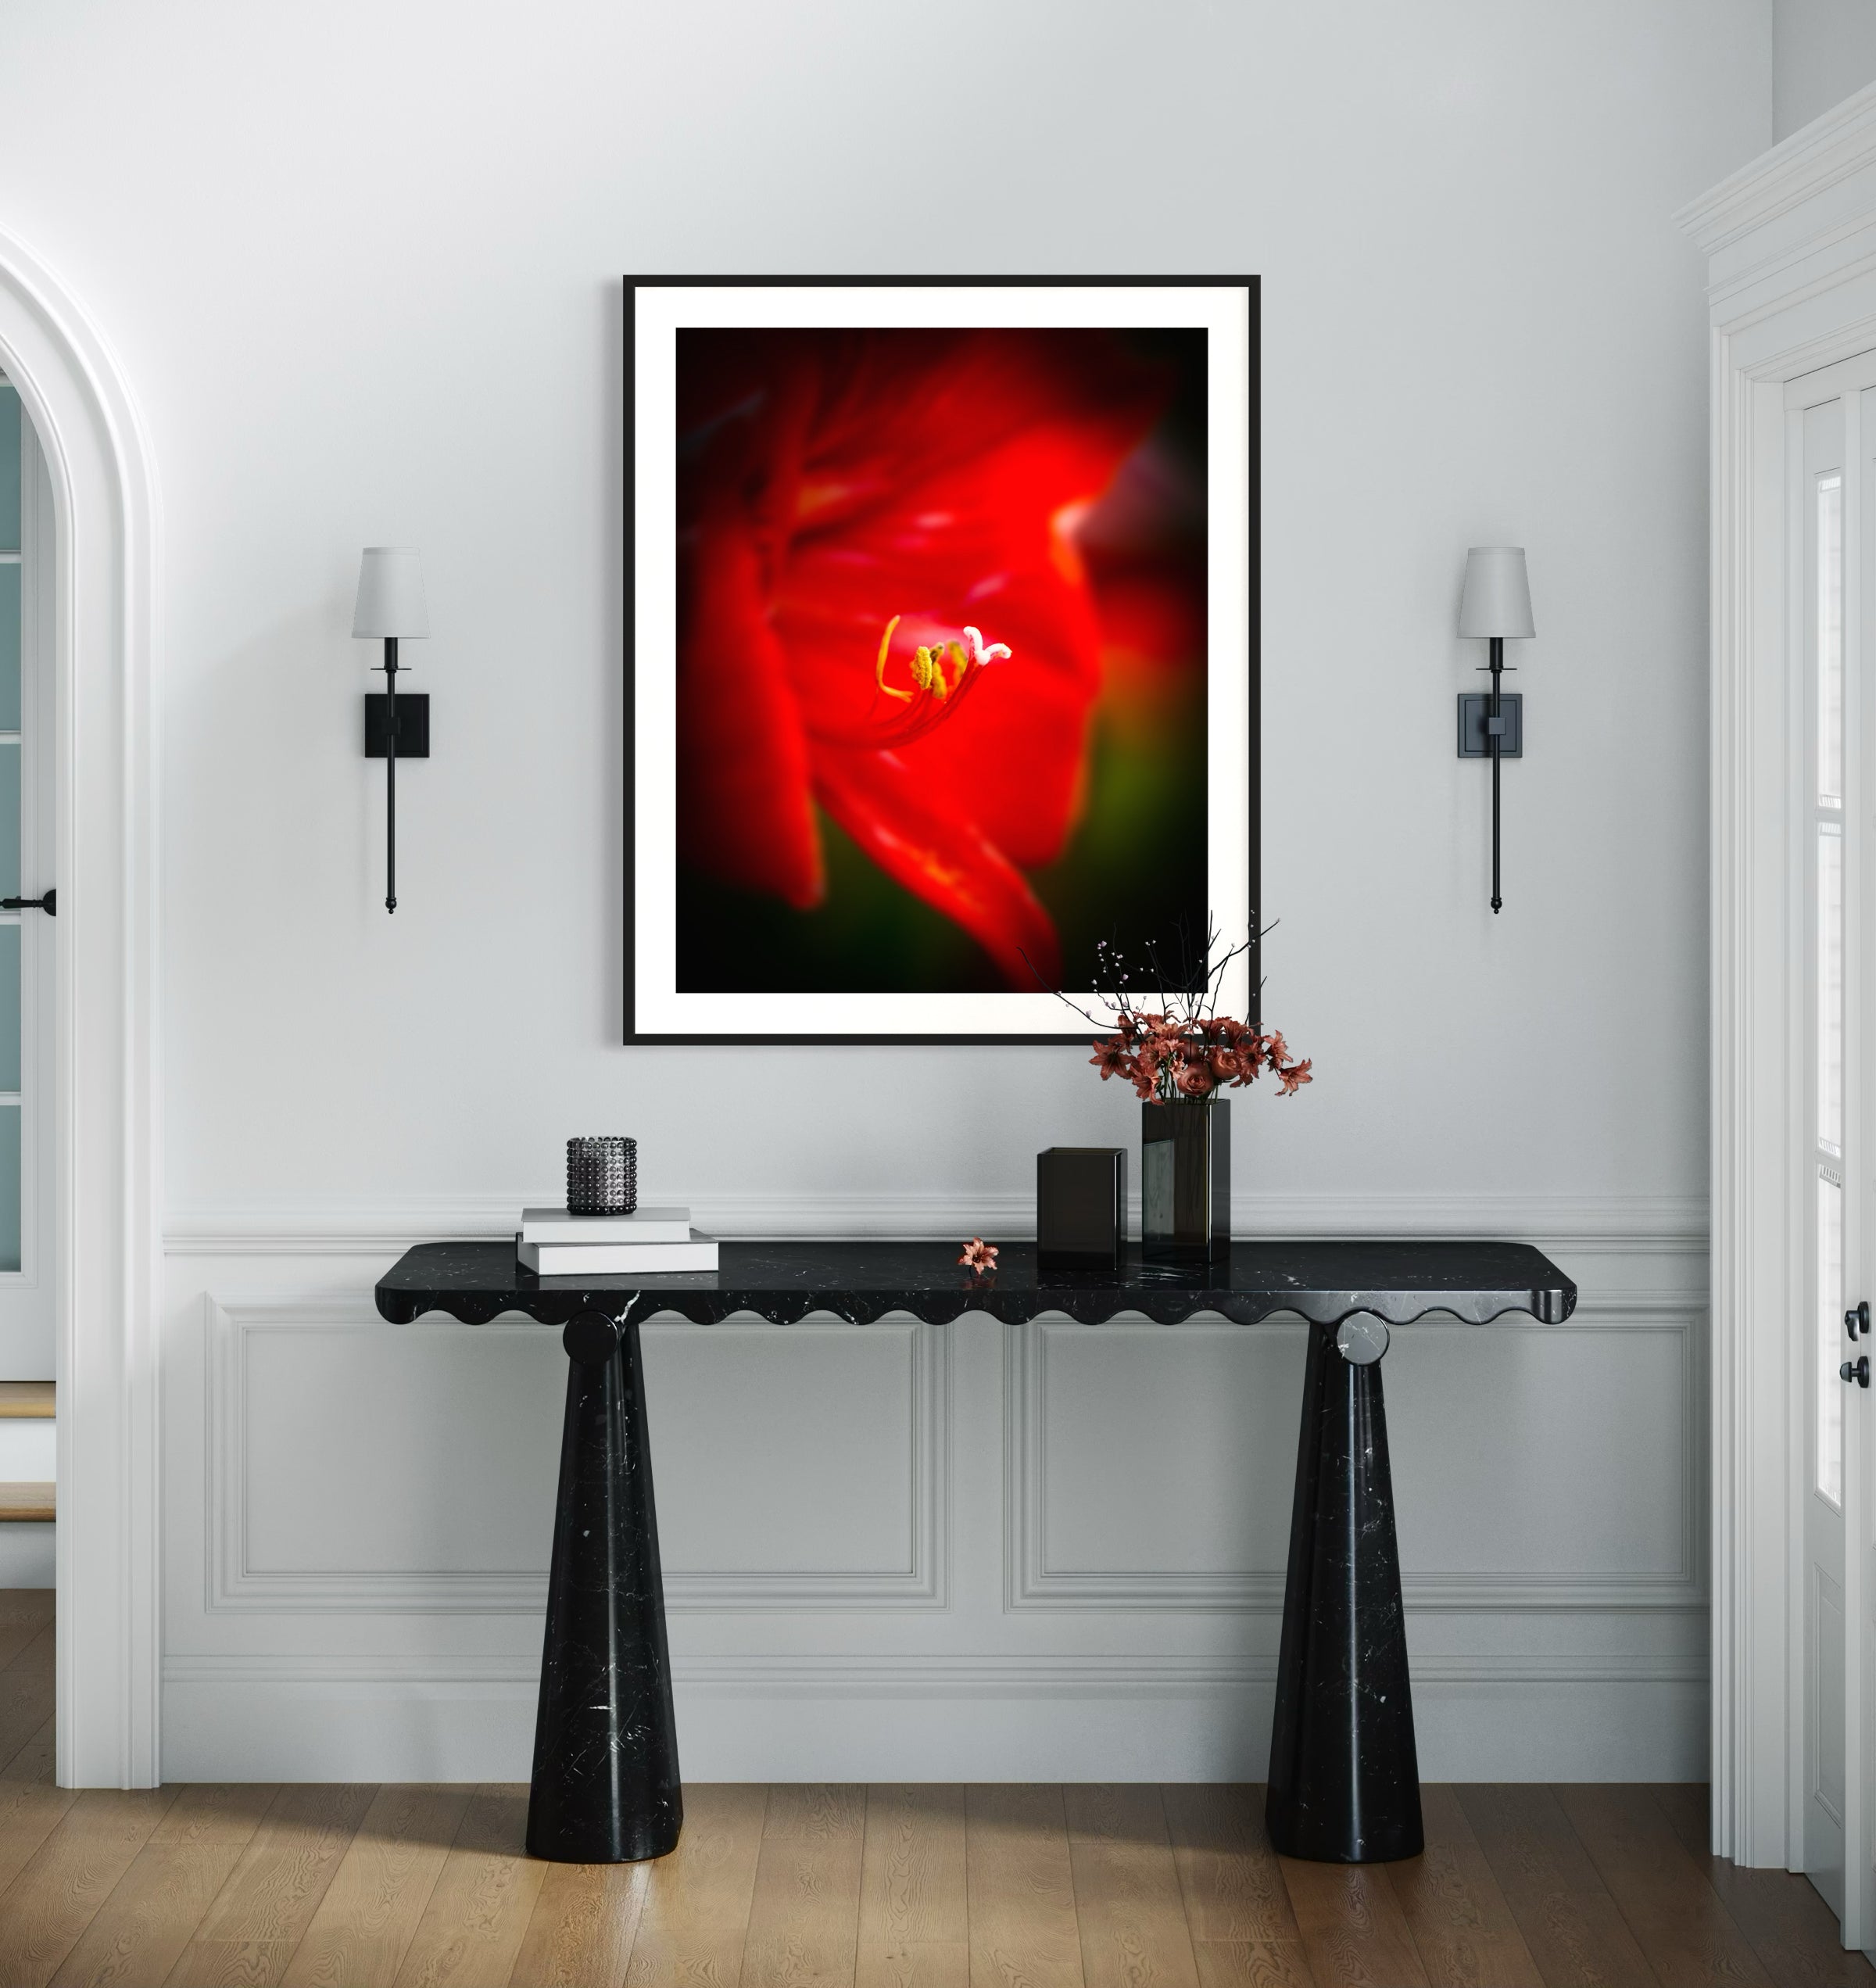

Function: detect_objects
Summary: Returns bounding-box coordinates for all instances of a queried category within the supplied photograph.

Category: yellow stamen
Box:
[874,616,911,704]
[911,645,948,697]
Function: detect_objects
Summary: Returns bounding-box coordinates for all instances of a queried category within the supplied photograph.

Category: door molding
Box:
[1685,81,1876,1871]
[0,226,159,1787]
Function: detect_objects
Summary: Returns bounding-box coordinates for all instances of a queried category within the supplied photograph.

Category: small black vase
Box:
[1140,1098,1230,1266]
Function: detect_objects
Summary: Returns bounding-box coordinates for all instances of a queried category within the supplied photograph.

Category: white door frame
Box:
[1686,84,1876,1868]
[0,224,159,1787]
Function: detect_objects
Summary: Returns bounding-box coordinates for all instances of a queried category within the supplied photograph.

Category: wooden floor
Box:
[0,1596,1862,1987]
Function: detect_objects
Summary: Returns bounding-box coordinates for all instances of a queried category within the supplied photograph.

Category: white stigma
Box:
[962,625,1011,668]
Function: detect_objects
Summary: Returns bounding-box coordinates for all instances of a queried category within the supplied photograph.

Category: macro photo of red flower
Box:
[674,323,1212,994]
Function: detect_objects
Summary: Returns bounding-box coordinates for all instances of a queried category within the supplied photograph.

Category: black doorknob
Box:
[1843,1356,1870,1388]
[1851,1302,1872,1341]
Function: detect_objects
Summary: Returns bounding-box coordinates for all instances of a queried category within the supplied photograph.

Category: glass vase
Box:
[1140,1097,1230,1266]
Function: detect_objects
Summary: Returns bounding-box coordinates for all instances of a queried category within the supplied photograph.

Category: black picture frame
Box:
[623,274,1259,1044]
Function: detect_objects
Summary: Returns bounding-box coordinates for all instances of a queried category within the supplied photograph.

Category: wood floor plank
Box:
[965,1784,1085,1988]
[388,1786,543,1988]
[1456,1783,1661,1988]
[0,1627,56,1773]
[0,1593,53,1628]
[1279,1857,1430,1988]
[0,1623,48,1675]
[0,1786,181,1988]
[1649,1782,1876,1988]
[1556,1782,1776,1988]
[1190,1939,1318,1988]
[623,1782,767,1987]
[1066,1782,1203,1988]
[0,1719,53,1786]
[47,1782,279,1988]
[0,1728,77,1900]
[1163,1785,1305,1947]
[168,1782,380,1985]
[276,1782,470,1988]
[505,1856,646,1988]
[164,1943,296,1988]
[857,1783,967,1988]
[740,1783,866,1988]
[1387,1785,1544,1987]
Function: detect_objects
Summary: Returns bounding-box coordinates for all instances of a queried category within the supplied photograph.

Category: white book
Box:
[518,1232,718,1276]
[519,1206,693,1245]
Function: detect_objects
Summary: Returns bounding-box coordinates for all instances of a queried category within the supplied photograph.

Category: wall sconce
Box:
[351,546,429,914]
[1455,545,1534,913]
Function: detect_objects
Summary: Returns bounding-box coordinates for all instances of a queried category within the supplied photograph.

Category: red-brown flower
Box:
[1275,1058,1312,1095]
[678,329,1165,987]
[1173,1060,1216,1098]
[1090,1037,1135,1083]
[958,1237,1000,1275]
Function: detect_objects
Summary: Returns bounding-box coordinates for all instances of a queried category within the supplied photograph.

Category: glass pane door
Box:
[0,380,22,1275]
[1799,393,1851,1915]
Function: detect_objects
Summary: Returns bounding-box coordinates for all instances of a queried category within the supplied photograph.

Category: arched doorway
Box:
[0,224,158,1788]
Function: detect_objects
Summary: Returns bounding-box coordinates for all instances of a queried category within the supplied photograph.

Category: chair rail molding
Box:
[162,1188,1709,1256]
[0,227,160,1790]
[1681,79,1876,1868]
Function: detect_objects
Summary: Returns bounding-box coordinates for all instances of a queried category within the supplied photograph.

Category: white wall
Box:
[0,0,1769,1780]
[1777,0,1876,138]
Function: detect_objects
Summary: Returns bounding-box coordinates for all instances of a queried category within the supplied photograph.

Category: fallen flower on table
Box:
[958,1238,999,1275]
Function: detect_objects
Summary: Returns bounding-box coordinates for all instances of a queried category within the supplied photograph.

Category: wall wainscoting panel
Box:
[204,1298,949,1613]
[170,1230,1706,1783]
[1005,1298,1705,1614]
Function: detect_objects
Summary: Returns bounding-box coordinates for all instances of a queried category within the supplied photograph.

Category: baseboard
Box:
[163,1191,1710,1256]
[159,1653,1709,1783]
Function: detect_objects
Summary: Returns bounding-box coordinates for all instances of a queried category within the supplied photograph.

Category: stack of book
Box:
[517,1206,718,1275]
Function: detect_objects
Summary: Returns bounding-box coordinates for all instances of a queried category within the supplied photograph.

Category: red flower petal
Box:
[678,511,823,908]
[811,746,1062,989]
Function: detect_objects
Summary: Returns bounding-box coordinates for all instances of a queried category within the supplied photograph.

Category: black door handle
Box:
[1852,1302,1871,1341]
[1,890,53,916]
[1842,1356,1870,1388]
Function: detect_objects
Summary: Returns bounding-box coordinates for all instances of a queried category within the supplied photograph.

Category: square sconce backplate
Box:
[1456,691,1522,758]
[364,693,430,758]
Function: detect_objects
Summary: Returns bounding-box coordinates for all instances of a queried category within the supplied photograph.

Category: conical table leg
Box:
[525,1309,683,1862]
[1266,1318,1422,1862]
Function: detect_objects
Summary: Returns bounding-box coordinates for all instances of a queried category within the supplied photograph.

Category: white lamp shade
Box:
[1457,546,1534,640]
[352,546,429,639]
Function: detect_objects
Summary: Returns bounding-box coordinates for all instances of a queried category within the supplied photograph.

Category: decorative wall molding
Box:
[205,1298,949,1614]
[1005,1302,1706,1615]
[161,1648,1709,1692]
[166,1191,1710,1257]
[1679,77,1876,259]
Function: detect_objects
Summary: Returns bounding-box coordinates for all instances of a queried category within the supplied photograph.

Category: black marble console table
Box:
[376,1237,1574,1864]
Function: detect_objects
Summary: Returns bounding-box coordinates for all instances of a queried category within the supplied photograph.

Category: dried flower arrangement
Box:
[1048,926,1312,1105]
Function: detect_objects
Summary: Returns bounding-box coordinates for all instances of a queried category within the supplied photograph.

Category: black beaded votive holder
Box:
[566,1137,638,1216]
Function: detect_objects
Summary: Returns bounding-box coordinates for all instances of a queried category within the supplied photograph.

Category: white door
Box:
[1787,353,1876,1954]
[0,377,55,1379]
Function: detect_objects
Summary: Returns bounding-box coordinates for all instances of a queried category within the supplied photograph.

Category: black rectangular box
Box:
[1036,1147,1127,1271]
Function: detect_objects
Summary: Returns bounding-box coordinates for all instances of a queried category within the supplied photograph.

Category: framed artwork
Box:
[624,275,1258,1043]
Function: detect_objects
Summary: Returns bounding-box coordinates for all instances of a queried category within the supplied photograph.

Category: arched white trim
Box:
[0,225,159,1786]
